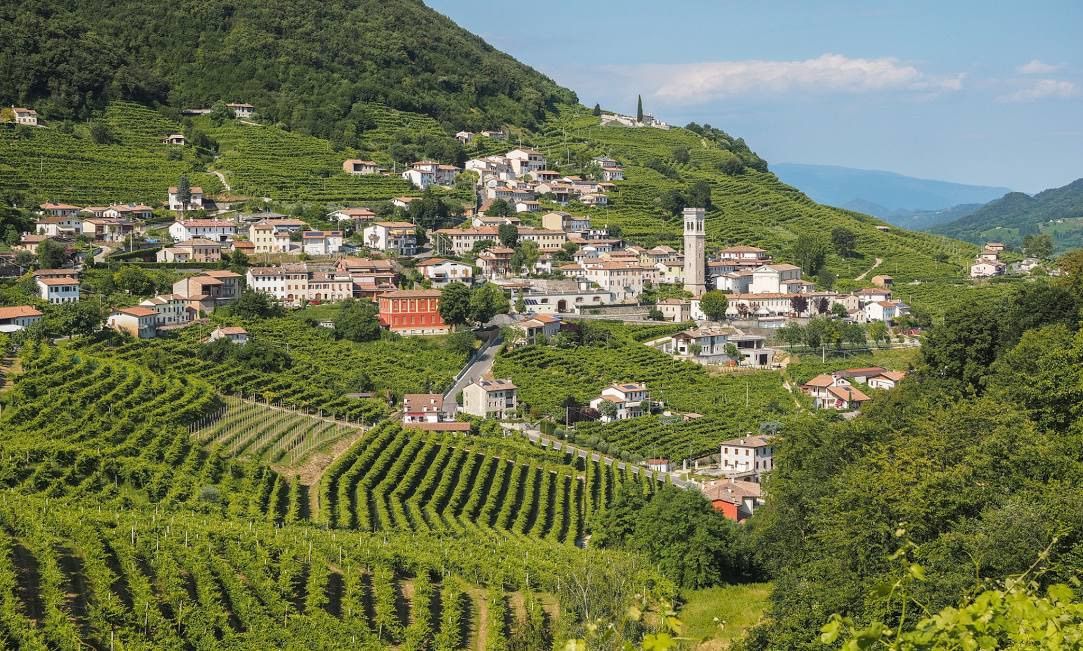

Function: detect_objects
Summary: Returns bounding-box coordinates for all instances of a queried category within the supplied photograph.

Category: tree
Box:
[592,103,602,116]
[793,235,828,276]
[37,238,68,269]
[659,189,686,217]
[113,265,155,295]
[1022,233,1054,259]
[468,282,509,324]
[687,181,712,210]
[647,307,664,321]
[777,322,804,350]
[208,100,235,125]
[831,302,849,318]
[597,399,619,421]
[446,330,476,356]
[334,299,382,342]
[867,320,889,347]
[816,296,830,314]
[831,227,857,258]
[89,121,114,144]
[699,291,729,321]
[672,147,690,164]
[439,282,472,326]
[724,343,741,362]
[920,300,1001,393]
[789,295,808,316]
[636,94,643,122]
[176,175,191,214]
[843,322,867,348]
[497,223,518,248]
[229,289,285,319]
[41,301,101,338]
[487,199,512,217]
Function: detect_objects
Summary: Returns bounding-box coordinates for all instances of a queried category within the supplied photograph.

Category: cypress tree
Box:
[636,94,643,122]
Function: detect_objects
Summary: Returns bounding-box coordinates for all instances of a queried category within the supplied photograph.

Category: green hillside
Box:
[932,178,1083,250]
[0,0,575,144]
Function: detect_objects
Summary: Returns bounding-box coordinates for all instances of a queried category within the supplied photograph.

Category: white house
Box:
[363,222,417,256]
[505,148,546,177]
[589,382,649,422]
[749,264,803,294]
[718,245,770,261]
[868,370,907,390]
[169,219,235,243]
[0,305,43,330]
[330,207,377,226]
[462,379,518,419]
[302,230,344,256]
[971,260,1005,278]
[107,306,158,338]
[402,394,447,423]
[209,326,249,344]
[12,107,38,126]
[513,313,561,343]
[246,265,354,305]
[39,203,81,218]
[35,215,83,238]
[800,375,871,411]
[226,103,255,118]
[139,294,191,327]
[168,186,204,211]
[415,258,473,287]
[864,300,910,323]
[582,261,657,300]
[402,161,459,189]
[719,435,774,478]
[36,276,79,304]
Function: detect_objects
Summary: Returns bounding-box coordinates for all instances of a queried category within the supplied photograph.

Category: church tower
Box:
[683,207,706,297]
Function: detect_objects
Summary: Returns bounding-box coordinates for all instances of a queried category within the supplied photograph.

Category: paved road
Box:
[508,424,695,489]
[442,334,502,416]
[93,245,114,264]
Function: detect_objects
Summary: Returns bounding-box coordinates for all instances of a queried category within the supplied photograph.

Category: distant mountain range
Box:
[931,178,1083,250]
[773,163,1012,228]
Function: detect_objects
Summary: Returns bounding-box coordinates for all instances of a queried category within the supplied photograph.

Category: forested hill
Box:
[0,0,575,144]
[932,178,1083,250]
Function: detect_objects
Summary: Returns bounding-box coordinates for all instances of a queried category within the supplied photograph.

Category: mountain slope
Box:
[773,162,1011,225]
[0,0,576,144]
[933,178,1083,250]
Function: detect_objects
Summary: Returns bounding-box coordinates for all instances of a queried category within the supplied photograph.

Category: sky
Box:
[425,1,1082,193]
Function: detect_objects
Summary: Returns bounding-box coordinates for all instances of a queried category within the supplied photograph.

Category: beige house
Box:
[107,306,159,338]
[156,238,223,263]
[209,325,249,344]
[342,159,379,175]
[462,379,518,419]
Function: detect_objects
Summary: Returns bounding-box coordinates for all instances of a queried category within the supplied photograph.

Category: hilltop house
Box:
[402,161,460,189]
[589,382,649,422]
[363,222,417,256]
[864,299,910,324]
[162,133,187,145]
[36,275,79,304]
[35,215,83,238]
[462,379,518,419]
[664,325,774,367]
[402,394,447,424]
[209,326,249,344]
[505,148,546,177]
[330,207,377,227]
[167,186,204,211]
[107,306,158,338]
[39,203,81,218]
[512,313,561,343]
[226,103,255,118]
[971,260,1005,278]
[12,107,38,126]
[342,160,379,176]
[719,435,774,479]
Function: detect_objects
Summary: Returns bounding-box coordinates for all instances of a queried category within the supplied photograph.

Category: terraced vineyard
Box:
[494,322,792,458]
[195,396,364,466]
[318,421,657,542]
[208,119,417,203]
[76,317,470,422]
[0,102,220,205]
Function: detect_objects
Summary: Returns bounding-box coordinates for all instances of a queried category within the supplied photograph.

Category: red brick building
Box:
[377,289,449,335]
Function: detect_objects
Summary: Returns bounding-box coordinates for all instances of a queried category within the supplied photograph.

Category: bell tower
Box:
[683,207,706,297]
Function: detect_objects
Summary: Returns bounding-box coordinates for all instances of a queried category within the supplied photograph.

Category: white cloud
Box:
[1017,59,1059,75]
[999,78,1079,102]
[614,54,962,103]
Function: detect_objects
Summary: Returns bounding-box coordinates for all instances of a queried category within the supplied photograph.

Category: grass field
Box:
[679,582,772,650]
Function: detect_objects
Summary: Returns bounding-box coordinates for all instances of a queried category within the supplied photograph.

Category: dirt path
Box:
[212,170,232,192]
[854,257,883,281]
[273,427,368,518]
[0,355,22,393]
[468,588,488,651]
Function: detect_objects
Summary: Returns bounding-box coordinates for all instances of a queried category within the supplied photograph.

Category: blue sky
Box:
[426,1,1081,193]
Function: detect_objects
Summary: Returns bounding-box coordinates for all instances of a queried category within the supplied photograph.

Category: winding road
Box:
[854,257,883,281]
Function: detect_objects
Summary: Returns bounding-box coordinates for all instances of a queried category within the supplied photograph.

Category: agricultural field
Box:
[207,118,418,203]
[0,342,671,648]
[75,316,470,422]
[493,321,793,459]
[318,420,658,541]
[0,102,220,205]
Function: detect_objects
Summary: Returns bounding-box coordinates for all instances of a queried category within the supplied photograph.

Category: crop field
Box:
[208,119,417,203]
[318,421,657,542]
[75,317,470,422]
[0,102,220,205]
[494,322,792,459]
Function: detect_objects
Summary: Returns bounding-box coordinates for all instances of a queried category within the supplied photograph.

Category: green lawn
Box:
[679,583,772,649]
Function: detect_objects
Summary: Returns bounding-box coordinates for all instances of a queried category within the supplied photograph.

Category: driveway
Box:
[443,333,502,415]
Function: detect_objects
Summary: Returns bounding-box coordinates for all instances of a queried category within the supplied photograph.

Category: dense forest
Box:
[0,0,576,145]
[933,177,1083,248]
[743,264,1083,649]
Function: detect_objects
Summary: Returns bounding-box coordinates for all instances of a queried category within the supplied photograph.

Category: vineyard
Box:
[207,118,418,203]
[493,322,792,459]
[0,102,220,205]
[317,421,658,543]
[0,341,673,647]
[75,316,470,422]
